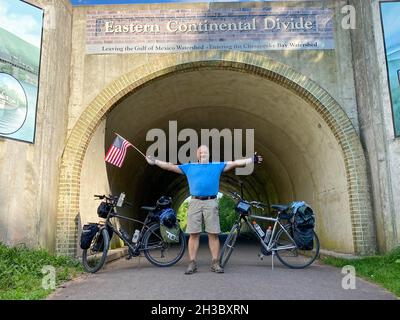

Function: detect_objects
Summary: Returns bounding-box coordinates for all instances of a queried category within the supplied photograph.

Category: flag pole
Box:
[114,133,147,159]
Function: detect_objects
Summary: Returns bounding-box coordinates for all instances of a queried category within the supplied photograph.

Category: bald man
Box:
[147,145,262,274]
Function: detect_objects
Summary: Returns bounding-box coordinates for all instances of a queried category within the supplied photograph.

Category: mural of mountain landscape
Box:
[381,1,400,137]
[0,27,40,86]
[0,0,43,143]
[387,47,400,135]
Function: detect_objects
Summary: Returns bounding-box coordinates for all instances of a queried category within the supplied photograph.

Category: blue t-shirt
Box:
[178,162,227,197]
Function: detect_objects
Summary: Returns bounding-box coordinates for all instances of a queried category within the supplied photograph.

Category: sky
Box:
[0,0,43,48]
[0,73,25,101]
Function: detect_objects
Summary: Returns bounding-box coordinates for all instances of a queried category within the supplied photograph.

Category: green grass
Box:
[321,247,400,297]
[0,243,83,300]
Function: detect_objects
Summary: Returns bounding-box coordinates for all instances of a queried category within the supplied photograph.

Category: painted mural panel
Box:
[380,1,400,137]
[0,0,43,143]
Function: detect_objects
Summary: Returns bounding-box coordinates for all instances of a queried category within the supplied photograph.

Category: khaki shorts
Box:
[186,198,221,234]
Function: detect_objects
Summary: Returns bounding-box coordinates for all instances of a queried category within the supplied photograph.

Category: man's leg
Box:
[208,233,220,260]
[208,233,224,273]
[188,233,201,261]
[185,199,202,274]
[204,199,224,273]
[185,233,200,274]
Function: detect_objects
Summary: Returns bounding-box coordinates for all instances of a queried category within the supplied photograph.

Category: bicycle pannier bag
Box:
[80,223,99,249]
[291,203,315,250]
[94,225,113,251]
[159,208,180,243]
[160,223,180,243]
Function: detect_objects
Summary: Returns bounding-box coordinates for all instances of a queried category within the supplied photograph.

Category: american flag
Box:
[104,135,133,168]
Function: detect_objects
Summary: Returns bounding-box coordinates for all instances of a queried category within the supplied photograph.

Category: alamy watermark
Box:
[146,121,255,175]
[41,265,56,290]
[341,265,356,290]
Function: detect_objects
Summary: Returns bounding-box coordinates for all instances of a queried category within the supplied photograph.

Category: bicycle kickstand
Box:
[271,251,275,271]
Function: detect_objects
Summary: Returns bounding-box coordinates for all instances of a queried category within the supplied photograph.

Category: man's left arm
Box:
[223,153,263,172]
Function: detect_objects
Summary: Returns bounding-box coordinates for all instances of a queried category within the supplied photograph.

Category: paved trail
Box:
[49,241,396,300]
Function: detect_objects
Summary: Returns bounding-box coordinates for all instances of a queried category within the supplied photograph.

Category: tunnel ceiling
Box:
[104,69,348,220]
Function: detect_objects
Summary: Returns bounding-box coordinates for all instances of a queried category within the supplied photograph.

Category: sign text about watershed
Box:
[86,7,334,54]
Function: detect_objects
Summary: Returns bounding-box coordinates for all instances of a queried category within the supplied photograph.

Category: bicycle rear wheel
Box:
[275,224,320,269]
[143,223,186,267]
[219,224,240,268]
[82,228,110,273]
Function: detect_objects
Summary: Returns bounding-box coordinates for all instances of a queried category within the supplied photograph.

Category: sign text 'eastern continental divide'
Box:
[86,7,334,54]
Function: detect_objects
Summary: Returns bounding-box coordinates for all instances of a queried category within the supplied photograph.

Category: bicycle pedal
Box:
[258,253,264,260]
[126,254,133,260]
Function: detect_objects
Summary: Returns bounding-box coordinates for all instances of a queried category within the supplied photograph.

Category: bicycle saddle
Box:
[271,204,289,212]
[141,206,157,212]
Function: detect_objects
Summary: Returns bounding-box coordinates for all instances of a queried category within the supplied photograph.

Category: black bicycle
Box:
[219,192,320,269]
[82,193,186,273]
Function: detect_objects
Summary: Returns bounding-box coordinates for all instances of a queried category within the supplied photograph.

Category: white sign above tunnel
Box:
[86,7,335,54]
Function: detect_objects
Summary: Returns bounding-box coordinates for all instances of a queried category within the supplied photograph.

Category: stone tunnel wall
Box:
[0,0,72,252]
[75,0,363,255]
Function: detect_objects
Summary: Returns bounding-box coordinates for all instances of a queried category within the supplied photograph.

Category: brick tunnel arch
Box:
[56,51,375,257]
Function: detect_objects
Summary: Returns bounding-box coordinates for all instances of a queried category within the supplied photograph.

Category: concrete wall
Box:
[3,0,395,255]
[73,0,364,254]
[69,0,359,132]
[0,0,72,252]
[79,119,110,225]
[350,0,400,252]
[101,69,355,253]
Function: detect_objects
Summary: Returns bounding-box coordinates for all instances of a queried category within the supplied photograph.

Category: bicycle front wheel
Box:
[219,224,240,268]
[275,224,320,269]
[143,223,186,267]
[82,228,110,273]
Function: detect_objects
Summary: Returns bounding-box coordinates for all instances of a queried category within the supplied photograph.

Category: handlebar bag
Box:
[97,202,113,218]
[235,201,251,215]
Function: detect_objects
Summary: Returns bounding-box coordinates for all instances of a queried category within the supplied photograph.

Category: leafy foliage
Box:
[177,195,237,233]
[218,195,238,233]
[177,200,188,231]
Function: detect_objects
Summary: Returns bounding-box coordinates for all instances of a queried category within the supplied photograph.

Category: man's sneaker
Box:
[185,260,198,275]
[210,259,224,273]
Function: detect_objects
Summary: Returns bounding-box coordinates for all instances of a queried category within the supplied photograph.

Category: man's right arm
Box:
[146,156,183,174]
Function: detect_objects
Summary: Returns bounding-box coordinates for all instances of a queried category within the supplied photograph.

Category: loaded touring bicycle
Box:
[80,193,186,273]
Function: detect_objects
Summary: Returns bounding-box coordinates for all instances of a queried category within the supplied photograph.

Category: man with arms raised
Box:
[147,145,262,274]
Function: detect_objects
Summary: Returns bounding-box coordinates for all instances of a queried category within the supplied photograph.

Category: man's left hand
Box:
[254,152,263,164]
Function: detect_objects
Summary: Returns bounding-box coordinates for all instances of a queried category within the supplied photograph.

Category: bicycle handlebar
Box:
[94,194,134,208]
[229,192,267,209]
[250,201,267,209]
[229,191,241,200]
[124,201,134,208]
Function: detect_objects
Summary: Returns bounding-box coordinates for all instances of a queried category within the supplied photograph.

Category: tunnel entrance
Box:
[57,52,375,257]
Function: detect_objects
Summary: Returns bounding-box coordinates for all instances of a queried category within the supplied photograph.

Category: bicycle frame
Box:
[237,213,297,254]
[103,207,163,254]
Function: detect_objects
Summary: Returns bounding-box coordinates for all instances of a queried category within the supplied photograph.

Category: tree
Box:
[177,201,189,232]
[218,195,237,233]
